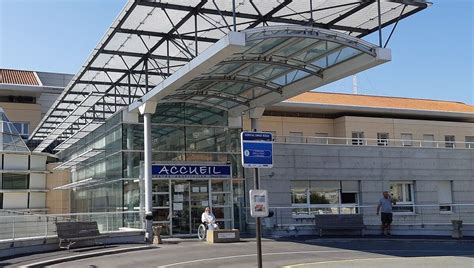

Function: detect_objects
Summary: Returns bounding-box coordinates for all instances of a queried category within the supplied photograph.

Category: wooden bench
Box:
[314,214,365,237]
[55,221,109,250]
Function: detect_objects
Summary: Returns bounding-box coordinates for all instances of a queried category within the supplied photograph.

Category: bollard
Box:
[451,220,463,239]
[152,225,163,244]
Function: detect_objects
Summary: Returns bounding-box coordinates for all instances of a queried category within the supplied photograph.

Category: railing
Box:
[0,211,142,242]
[274,135,474,149]
[247,204,474,231]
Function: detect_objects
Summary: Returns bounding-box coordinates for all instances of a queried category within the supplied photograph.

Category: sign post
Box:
[241,130,273,268]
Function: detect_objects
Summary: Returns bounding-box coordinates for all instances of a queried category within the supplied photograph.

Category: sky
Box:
[0,0,473,104]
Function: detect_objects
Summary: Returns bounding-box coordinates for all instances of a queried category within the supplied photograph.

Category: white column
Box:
[139,101,157,242]
[143,112,153,241]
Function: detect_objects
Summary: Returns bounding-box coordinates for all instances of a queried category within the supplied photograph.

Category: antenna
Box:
[352,75,358,94]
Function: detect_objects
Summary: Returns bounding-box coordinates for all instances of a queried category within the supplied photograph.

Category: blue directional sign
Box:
[241,131,273,168]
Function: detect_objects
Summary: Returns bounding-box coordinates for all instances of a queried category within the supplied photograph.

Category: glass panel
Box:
[153,194,170,207]
[2,173,29,189]
[309,190,339,205]
[190,180,209,232]
[171,181,190,234]
[211,180,231,192]
[153,180,169,193]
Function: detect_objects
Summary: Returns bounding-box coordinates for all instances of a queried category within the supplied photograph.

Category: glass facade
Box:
[59,103,245,235]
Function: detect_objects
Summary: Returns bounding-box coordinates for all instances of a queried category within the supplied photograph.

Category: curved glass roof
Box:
[30,0,429,152]
[155,26,378,112]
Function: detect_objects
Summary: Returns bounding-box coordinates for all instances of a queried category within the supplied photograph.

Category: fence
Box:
[274,135,474,149]
[246,204,474,231]
[0,211,141,242]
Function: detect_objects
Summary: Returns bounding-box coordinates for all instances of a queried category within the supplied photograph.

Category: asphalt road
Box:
[43,238,474,268]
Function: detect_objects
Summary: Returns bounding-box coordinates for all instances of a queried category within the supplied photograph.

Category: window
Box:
[423,134,435,148]
[377,133,389,146]
[438,181,452,213]
[0,193,3,209]
[390,182,414,213]
[288,132,304,143]
[401,133,413,147]
[445,135,455,148]
[465,136,474,149]
[1,173,29,189]
[291,181,359,216]
[314,133,329,144]
[352,132,364,145]
[12,122,29,139]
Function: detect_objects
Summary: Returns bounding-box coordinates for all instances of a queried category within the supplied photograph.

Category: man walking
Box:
[376,191,395,236]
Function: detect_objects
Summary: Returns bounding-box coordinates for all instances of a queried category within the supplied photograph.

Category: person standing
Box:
[376,191,395,236]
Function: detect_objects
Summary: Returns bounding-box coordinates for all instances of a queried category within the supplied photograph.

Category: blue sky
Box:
[0,0,473,104]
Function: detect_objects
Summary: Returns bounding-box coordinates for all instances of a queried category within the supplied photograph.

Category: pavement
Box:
[1,236,473,268]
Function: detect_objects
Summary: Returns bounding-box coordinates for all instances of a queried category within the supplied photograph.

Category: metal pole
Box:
[251,117,262,268]
[377,0,383,47]
[144,112,153,242]
[232,0,237,31]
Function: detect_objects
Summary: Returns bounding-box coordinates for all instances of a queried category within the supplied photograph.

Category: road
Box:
[45,238,474,268]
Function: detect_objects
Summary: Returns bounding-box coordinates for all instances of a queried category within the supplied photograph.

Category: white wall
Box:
[30,155,47,171]
[29,173,46,189]
[29,193,46,208]
[3,193,28,209]
[3,154,28,170]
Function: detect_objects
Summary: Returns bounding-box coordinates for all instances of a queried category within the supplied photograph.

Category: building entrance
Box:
[152,179,233,236]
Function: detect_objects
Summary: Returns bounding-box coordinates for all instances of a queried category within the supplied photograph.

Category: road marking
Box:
[283,255,473,267]
[156,249,474,268]
[19,245,153,268]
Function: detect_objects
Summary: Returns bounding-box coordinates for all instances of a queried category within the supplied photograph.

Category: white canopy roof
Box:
[30,0,429,152]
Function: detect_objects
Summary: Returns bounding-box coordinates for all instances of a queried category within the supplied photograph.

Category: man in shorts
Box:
[376,191,395,236]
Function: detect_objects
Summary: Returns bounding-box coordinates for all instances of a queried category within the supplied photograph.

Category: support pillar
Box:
[139,101,157,242]
[249,107,265,268]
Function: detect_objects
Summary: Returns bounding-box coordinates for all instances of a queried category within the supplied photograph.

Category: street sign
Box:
[241,132,273,168]
[249,189,269,217]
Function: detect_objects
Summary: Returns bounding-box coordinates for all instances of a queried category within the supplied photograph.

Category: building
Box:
[0,69,72,213]
[36,91,474,236]
[254,92,474,236]
[25,0,452,238]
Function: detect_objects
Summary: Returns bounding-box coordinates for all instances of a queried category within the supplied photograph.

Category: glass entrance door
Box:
[190,180,209,233]
[152,179,234,236]
[171,181,191,235]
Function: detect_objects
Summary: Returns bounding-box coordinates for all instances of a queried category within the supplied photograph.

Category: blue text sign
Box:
[152,164,231,178]
[241,131,273,168]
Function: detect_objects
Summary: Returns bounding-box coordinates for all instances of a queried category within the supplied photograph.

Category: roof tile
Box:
[287,92,474,114]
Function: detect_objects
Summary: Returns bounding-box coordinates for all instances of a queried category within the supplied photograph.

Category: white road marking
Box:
[156,249,473,268]
[19,245,153,268]
[283,255,473,267]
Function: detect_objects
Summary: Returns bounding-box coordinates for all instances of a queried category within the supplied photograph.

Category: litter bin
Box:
[153,225,163,244]
[451,220,463,239]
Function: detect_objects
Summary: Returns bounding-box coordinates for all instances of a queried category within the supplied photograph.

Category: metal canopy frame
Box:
[30,0,429,153]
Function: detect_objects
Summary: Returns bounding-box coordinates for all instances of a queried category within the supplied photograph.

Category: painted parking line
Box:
[156,249,474,268]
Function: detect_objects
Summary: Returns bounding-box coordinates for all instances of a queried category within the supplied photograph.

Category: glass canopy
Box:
[155,26,378,112]
[30,0,429,153]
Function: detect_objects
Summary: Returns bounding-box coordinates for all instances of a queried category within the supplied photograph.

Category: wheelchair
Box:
[197,222,208,240]
[197,222,220,240]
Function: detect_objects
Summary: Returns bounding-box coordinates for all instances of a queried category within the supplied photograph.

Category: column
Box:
[139,101,157,242]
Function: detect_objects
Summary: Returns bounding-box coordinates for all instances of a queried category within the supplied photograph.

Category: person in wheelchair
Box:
[201,207,219,230]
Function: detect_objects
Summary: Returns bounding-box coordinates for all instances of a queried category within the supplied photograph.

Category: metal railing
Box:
[0,211,142,242]
[247,204,474,230]
[274,135,474,149]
